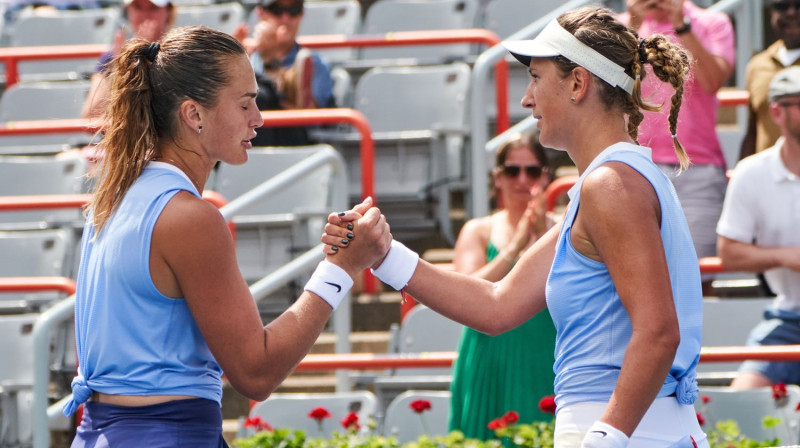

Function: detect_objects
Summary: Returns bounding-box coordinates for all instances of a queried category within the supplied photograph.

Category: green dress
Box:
[448,241,557,439]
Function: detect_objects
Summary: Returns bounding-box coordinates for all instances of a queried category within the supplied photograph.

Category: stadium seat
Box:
[695,386,800,444]
[367,305,462,413]
[173,2,245,35]
[246,391,379,438]
[0,155,90,229]
[0,313,39,446]
[6,8,120,82]
[382,390,451,443]
[481,0,562,39]
[325,62,471,244]
[0,229,74,313]
[0,81,95,151]
[357,0,480,66]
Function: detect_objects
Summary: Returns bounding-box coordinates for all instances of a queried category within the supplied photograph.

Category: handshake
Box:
[303,197,419,310]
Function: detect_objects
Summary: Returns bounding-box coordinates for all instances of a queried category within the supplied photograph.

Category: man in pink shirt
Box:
[620,0,734,293]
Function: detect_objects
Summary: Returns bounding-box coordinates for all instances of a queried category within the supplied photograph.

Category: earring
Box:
[570,97,576,103]
[197,126,203,135]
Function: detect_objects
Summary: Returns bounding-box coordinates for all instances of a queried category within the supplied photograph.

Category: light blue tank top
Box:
[64,163,223,416]
[546,143,702,411]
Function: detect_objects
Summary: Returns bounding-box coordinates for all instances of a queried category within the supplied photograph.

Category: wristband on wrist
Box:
[581,421,629,448]
[304,260,353,310]
[371,240,419,290]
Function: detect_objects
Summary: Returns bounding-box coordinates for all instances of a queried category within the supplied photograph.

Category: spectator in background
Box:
[81,0,176,119]
[449,132,558,438]
[739,0,800,160]
[63,26,390,446]
[718,66,800,390]
[620,0,734,294]
[245,0,334,146]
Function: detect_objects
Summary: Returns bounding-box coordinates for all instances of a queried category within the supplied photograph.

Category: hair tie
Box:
[144,42,160,62]
[638,38,648,63]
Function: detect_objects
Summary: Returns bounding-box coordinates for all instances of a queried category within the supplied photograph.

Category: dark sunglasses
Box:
[264,2,303,17]
[502,164,543,179]
[771,1,800,12]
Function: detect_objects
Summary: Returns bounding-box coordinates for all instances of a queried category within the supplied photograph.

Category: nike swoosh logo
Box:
[589,431,608,438]
[324,282,342,292]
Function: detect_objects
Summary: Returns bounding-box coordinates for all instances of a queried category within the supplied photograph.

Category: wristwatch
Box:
[674,17,692,35]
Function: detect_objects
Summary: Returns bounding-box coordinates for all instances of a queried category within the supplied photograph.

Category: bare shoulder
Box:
[579,162,659,218]
[155,191,232,253]
[456,215,492,248]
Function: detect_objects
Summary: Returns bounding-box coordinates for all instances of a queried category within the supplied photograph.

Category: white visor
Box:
[503,19,635,95]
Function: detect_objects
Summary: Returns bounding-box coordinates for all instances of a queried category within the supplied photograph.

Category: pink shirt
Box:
[620,2,735,168]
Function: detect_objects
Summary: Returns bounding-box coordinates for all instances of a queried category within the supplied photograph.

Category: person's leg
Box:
[734,317,800,388]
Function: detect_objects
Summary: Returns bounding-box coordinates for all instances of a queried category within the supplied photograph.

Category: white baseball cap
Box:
[124,0,171,7]
[503,19,635,95]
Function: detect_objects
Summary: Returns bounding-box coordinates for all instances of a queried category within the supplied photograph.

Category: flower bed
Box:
[234,391,800,448]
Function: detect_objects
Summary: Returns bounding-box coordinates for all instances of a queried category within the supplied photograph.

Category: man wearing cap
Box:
[82,0,175,119]
[620,0,734,295]
[246,0,334,145]
[739,0,800,160]
[717,66,800,390]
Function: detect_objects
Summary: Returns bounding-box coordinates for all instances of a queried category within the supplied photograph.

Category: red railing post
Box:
[0,276,77,296]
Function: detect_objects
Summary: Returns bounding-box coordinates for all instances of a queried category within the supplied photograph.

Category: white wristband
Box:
[370,240,419,290]
[581,421,629,448]
[304,260,353,310]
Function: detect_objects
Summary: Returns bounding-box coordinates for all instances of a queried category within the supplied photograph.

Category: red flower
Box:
[772,383,788,401]
[409,399,432,414]
[701,395,711,404]
[487,418,508,430]
[696,412,705,427]
[308,407,332,422]
[502,410,519,425]
[340,411,360,430]
[243,416,274,432]
[538,395,556,415]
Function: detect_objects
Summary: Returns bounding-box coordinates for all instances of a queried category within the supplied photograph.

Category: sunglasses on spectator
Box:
[771,1,800,12]
[264,2,303,16]
[502,164,544,179]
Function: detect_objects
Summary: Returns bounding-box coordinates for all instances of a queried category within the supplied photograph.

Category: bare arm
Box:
[153,193,389,401]
[403,224,558,336]
[573,164,681,436]
[718,236,800,273]
[677,33,732,94]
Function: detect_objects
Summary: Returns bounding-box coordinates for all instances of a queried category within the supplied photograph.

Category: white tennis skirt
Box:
[553,396,709,448]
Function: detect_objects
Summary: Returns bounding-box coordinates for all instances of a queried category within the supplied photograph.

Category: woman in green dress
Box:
[449,132,558,439]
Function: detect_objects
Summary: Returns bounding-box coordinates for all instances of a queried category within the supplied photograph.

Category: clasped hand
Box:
[321,197,393,278]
